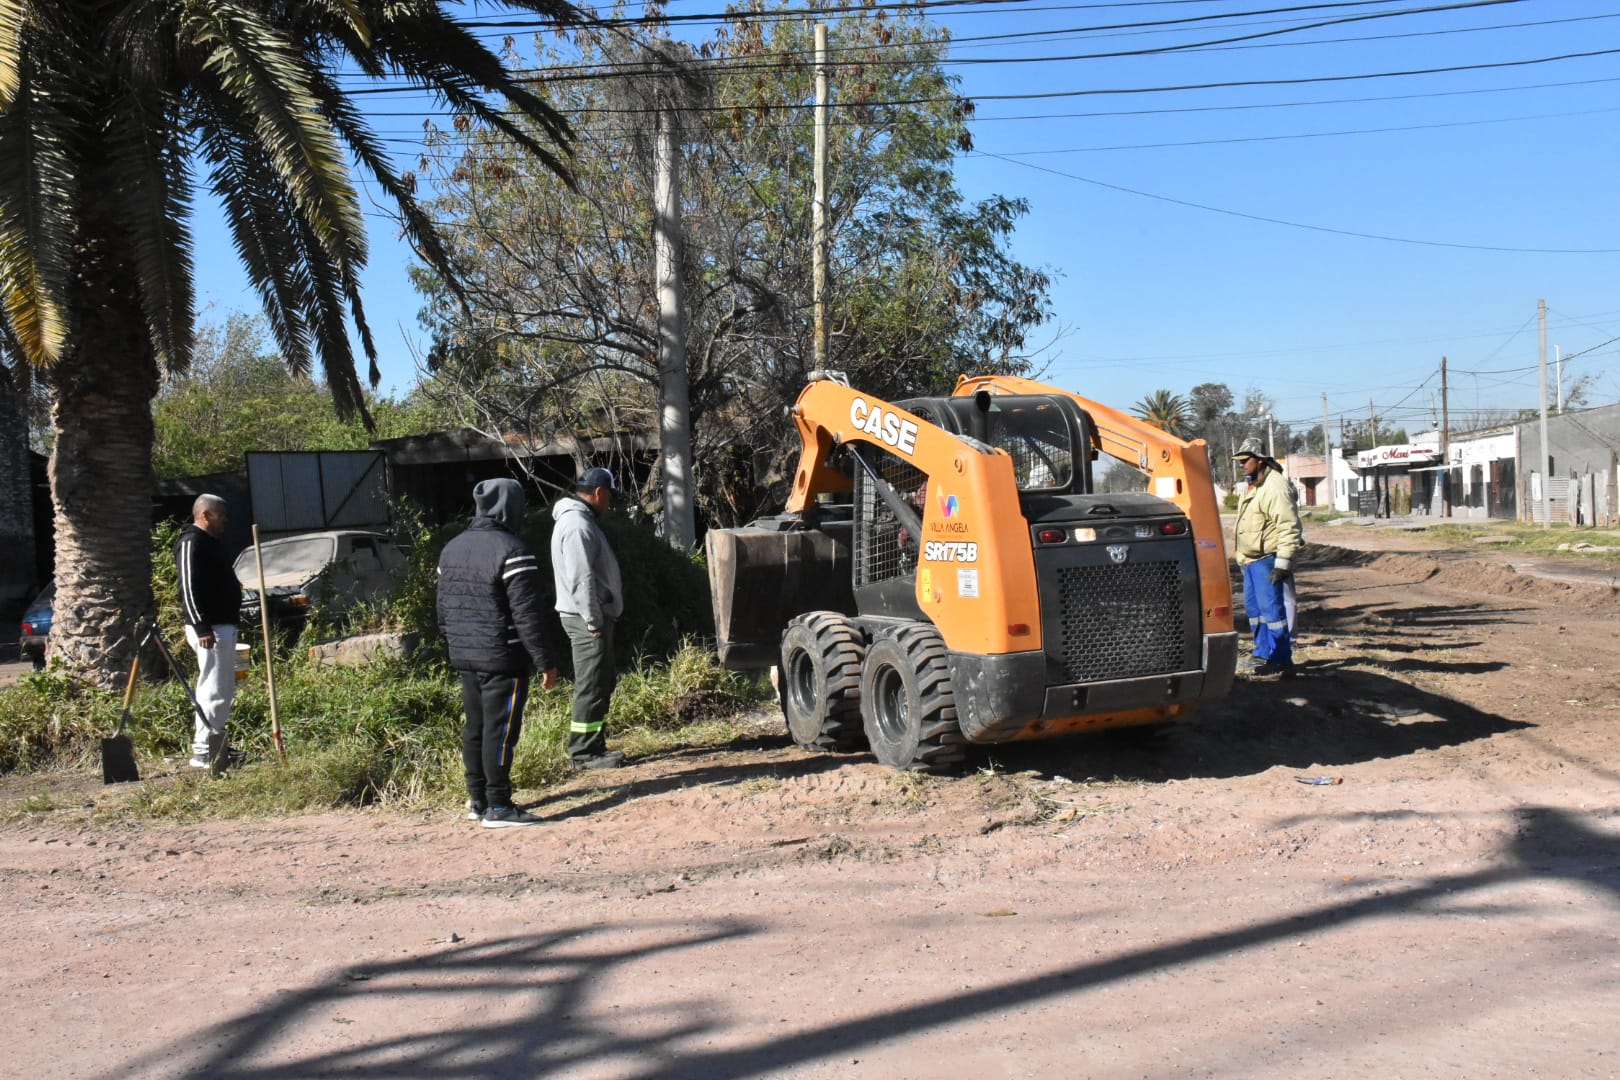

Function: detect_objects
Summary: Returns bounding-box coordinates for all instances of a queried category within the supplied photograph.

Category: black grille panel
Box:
[1056,560,1188,682]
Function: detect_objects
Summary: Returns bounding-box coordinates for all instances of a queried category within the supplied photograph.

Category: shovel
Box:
[101,652,142,785]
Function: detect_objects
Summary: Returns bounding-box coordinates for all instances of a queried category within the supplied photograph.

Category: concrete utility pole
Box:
[812,22,829,370]
[1537,298,1550,529]
[1320,393,1333,511]
[1555,344,1563,413]
[654,67,695,550]
[1441,356,1451,518]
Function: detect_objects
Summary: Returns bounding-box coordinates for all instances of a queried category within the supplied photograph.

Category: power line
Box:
[973,151,1620,253]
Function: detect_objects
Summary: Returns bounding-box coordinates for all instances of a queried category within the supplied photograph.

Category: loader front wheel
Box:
[780,613,867,752]
[860,626,967,774]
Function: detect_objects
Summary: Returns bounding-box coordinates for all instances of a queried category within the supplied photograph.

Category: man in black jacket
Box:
[437,479,561,828]
[175,494,244,769]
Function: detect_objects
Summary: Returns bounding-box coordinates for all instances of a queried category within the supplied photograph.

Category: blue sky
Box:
[191,0,1620,442]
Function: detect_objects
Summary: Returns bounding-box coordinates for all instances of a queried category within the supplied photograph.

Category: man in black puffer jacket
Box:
[437,479,560,828]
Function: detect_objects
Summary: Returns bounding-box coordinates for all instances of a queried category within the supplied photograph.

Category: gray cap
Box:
[576,466,618,494]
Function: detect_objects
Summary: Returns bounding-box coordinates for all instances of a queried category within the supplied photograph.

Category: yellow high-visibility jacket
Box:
[1232,468,1304,570]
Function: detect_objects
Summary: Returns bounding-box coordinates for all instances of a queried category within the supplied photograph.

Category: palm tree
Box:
[1132,389,1192,438]
[0,0,578,681]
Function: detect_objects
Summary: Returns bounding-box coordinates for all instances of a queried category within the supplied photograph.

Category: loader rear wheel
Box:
[780,613,867,752]
[860,625,967,774]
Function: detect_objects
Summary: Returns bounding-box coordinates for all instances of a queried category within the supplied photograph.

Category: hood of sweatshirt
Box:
[472,478,525,531]
[552,496,591,525]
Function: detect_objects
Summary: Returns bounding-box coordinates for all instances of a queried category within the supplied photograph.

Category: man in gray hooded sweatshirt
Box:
[552,467,625,768]
[437,478,560,827]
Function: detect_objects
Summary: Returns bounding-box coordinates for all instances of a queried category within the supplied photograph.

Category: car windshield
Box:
[236,536,337,581]
[26,581,55,613]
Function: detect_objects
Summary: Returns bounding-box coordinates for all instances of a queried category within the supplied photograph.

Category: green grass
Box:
[0,641,772,822]
[1421,520,1620,564]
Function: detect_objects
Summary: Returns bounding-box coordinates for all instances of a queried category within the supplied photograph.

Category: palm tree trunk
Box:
[45,221,159,685]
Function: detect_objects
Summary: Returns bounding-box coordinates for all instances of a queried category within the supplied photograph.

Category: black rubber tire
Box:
[779,612,868,752]
[859,624,967,774]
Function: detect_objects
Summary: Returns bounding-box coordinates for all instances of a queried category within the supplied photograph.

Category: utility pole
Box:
[1440,356,1450,518]
[812,22,829,370]
[653,56,694,550]
[1367,398,1377,449]
[1537,298,1550,528]
[1555,344,1563,413]
[1320,393,1333,511]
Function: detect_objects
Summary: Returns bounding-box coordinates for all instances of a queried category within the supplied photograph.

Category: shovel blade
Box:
[101,733,139,785]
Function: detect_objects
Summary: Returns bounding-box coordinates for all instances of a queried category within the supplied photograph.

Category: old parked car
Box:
[237,530,408,632]
[19,580,54,669]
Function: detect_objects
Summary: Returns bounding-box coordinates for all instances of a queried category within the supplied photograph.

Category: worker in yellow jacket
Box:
[1231,437,1304,676]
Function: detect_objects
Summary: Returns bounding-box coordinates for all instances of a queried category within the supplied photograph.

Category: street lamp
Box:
[1253,413,1275,459]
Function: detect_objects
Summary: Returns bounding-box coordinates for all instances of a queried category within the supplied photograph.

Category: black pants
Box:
[459,670,530,810]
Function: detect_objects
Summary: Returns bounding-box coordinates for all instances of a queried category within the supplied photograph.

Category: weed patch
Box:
[0,642,767,821]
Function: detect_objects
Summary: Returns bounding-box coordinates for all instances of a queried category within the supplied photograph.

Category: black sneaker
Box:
[1241,657,1293,678]
[570,750,625,771]
[466,799,486,821]
[481,806,543,828]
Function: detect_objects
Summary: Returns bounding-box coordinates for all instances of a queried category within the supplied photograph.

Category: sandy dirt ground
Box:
[3,522,1618,1079]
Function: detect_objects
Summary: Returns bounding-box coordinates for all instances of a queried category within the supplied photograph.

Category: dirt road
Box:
[4,525,1618,1078]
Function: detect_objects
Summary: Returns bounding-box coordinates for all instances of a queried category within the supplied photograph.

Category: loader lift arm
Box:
[781,376,1044,657]
[952,374,1233,635]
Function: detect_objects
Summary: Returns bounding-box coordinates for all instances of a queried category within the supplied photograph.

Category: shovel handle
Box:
[121,652,141,712]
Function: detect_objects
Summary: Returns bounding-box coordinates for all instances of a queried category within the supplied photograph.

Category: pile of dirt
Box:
[1306,542,1620,610]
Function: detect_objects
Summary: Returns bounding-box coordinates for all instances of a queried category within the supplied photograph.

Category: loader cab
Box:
[902,394,1096,495]
[844,394,1098,623]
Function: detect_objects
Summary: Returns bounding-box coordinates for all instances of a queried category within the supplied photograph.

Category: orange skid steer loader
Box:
[706,373,1238,772]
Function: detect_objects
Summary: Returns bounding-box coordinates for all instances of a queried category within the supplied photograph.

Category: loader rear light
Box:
[1209,606,1231,618]
[1037,529,1066,545]
[1008,623,1031,636]
[1160,520,1188,536]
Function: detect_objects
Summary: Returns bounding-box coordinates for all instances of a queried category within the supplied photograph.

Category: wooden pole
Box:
[252,524,286,765]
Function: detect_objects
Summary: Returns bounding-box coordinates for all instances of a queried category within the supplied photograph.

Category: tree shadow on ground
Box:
[131,808,1617,1079]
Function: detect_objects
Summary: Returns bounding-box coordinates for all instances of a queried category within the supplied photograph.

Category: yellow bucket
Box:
[235,642,252,682]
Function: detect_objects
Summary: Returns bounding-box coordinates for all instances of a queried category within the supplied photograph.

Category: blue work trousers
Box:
[1242,556,1293,667]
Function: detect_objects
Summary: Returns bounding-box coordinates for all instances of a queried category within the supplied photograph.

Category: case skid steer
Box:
[705,372,1238,772]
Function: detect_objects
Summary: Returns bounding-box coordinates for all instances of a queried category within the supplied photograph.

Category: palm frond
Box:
[0,44,79,366]
[194,113,314,376]
[103,86,195,374]
[304,64,472,322]
[0,0,22,110]
[178,2,366,268]
[367,4,573,180]
[292,210,367,421]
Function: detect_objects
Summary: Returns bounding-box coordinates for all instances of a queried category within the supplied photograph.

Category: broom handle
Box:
[252,524,286,766]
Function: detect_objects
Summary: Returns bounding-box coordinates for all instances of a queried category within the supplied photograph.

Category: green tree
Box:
[415,3,1053,527]
[152,312,449,478]
[1131,389,1191,438]
[0,0,578,681]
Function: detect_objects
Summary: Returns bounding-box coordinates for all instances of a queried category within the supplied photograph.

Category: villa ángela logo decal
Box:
[937,492,959,518]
